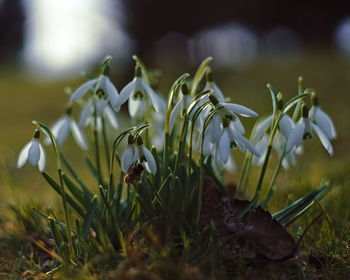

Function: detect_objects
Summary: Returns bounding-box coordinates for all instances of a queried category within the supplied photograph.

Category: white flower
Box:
[211,145,236,173]
[17,129,46,172]
[253,114,295,143]
[121,136,157,175]
[286,105,333,156]
[79,98,119,131]
[46,112,88,150]
[218,125,260,164]
[116,67,161,119]
[204,70,225,102]
[309,95,336,140]
[71,75,120,110]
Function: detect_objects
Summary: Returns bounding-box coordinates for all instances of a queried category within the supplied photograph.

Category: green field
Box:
[1,49,350,279]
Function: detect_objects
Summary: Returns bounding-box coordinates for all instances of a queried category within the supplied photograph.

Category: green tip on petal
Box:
[136,136,143,146]
[311,94,319,106]
[302,104,309,118]
[209,94,219,105]
[135,66,142,78]
[33,129,40,139]
[127,134,135,145]
[181,83,189,95]
[277,92,284,110]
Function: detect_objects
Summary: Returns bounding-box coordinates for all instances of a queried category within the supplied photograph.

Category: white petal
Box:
[311,123,334,156]
[232,130,260,156]
[253,115,273,142]
[203,132,212,156]
[28,139,40,166]
[142,146,157,174]
[211,114,222,143]
[133,146,140,162]
[231,116,245,135]
[96,98,108,116]
[55,117,71,146]
[79,99,93,128]
[104,106,119,129]
[118,79,136,106]
[128,94,145,118]
[71,79,97,102]
[279,114,295,140]
[104,76,119,108]
[17,141,31,168]
[222,103,258,117]
[286,120,305,154]
[169,99,182,133]
[121,146,134,172]
[315,107,336,140]
[142,80,161,113]
[252,135,268,165]
[219,129,230,163]
[225,153,236,172]
[38,143,46,172]
[45,116,66,145]
[70,119,89,150]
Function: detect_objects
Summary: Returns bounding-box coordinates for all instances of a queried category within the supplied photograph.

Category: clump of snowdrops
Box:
[17,56,336,270]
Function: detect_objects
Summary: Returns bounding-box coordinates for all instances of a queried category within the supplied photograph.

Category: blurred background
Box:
[1,0,350,205]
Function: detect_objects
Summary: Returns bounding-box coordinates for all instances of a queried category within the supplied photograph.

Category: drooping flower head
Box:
[286,104,334,155]
[117,66,161,119]
[309,93,336,140]
[45,106,89,150]
[121,134,157,175]
[17,129,46,172]
[70,61,120,111]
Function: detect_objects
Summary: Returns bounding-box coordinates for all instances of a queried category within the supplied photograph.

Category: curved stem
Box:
[101,116,110,170]
[92,97,102,185]
[33,121,73,257]
[260,145,286,208]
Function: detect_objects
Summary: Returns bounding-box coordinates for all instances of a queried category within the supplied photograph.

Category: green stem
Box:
[101,116,110,170]
[33,121,73,257]
[92,98,102,185]
[173,117,188,179]
[163,132,169,179]
[260,146,285,208]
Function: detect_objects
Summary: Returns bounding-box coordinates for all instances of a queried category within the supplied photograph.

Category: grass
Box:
[1,48,350,279]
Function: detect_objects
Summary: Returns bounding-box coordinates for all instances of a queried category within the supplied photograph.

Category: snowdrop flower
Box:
[117,66,161,119]
[169,84,191,133]
[121,135,139,173]
[218,116,260,164]
[211,144,236,173]
[17,129,46,172]
[46,107,88,150]
[209,94,258,118]
[121,135,157,175]
[286,104,334,155]
[79,98,119,131]
[70,65,120,110]
[203,69,225,102]
[151,95,167,149]
[309,94,336,140]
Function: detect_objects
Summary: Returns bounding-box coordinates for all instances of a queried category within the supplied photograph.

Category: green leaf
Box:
[282,92,311,115]
[191,57,212,96]
[42,172,85,218]
[267,83,278,116]
[60,153,93,201]
[273,183,329,226]
[82,196,98,240]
